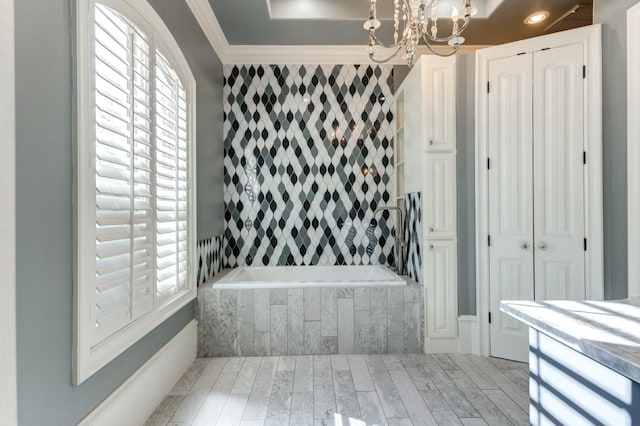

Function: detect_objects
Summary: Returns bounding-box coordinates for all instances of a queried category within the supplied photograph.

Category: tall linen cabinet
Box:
[396,56,459,353]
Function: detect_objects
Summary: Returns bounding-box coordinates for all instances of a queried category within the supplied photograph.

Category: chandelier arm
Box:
[369,45,404,63]
[422,39,460,57]
[370,31,405,50]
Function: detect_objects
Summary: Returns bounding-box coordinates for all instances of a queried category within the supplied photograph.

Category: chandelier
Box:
[364,0,477,66]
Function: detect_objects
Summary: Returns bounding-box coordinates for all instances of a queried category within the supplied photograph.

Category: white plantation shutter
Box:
[87,3,192,349]
[154,51,189,304]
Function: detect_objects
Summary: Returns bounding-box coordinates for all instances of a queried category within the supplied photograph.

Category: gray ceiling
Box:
[209,0,593,46]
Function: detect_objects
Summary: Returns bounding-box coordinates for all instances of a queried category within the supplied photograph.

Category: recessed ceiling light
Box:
[524,11,550,25]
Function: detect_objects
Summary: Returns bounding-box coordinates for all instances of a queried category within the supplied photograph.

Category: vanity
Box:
[502,298,640,425]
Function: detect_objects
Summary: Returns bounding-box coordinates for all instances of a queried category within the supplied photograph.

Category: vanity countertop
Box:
[501,297,640,382]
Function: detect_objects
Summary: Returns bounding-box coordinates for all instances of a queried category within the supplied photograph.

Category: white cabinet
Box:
[425,153,457,239]
[425,58,457,152]
[425,240,458,343]
[395,55,458,353]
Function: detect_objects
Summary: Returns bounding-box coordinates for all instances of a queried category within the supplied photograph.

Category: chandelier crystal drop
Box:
[364,0,476,66]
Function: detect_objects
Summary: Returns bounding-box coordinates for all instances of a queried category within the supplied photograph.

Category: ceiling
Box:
[209,0,593,46]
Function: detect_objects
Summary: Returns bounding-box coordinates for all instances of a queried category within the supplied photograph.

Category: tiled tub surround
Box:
[196,235,223,285]
[404,192,423,283]
[196,270,423,357]
[223,64,396,268]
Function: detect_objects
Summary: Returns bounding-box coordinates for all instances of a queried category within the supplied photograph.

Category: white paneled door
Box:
[488,43,586,362]
[533,44,586,301]
[488,53,535,362]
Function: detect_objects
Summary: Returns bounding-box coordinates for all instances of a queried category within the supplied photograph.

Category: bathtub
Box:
[197,265,423,357]
[213,264,406,289]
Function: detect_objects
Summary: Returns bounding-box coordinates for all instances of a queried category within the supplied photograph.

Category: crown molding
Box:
[185,0,230,60]
[186,0,489,65]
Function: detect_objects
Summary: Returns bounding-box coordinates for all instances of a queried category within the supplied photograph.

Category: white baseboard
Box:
[80,320,197,426]
[458,315,479,354]
[424,337,460,353]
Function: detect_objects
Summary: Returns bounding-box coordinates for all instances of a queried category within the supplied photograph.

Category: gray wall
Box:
[456,54,476,315]
[149,0,225,240]
[14,1,217,424]
[594,0,635,299]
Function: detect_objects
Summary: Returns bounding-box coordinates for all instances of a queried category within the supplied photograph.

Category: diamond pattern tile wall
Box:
[223,64,395,267]
[197,235,223,285]
[404,192,423,284]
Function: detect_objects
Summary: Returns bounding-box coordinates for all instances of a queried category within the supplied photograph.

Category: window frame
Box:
[74,0,197,385]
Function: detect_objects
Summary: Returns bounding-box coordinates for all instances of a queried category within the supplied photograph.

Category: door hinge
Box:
[583,151,587,165]
[583,65,586,79]
[489,312,492,323]
[487,158,491,170]
[584,238,588,251]
[487,81,490,93]
[488,235,491,247]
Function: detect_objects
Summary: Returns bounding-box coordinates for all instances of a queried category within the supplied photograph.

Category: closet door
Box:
[533,44,586,300]
[487,53,534,362]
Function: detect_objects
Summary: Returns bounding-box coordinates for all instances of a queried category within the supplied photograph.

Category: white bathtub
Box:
[213,265,406,289]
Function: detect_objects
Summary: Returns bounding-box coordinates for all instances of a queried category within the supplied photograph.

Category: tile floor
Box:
[146,354,529,426]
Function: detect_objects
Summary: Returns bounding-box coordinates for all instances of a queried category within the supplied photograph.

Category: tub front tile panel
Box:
[287,289,305,355]
[370,287,388,354]
[254,289,271,332]
[354,288,371,311]
[223,64,396,269]
[404,301,421,353]
[237,289,256,356]
[199,283,423,357]
[271,289,288,305]
[320,336,338,355]
[404,192,423,284]
[337,298,355,354]
[303,288,321,321]
[387,287,404,337]
[271,304,288,355]
[354,310,372,353]
[320,288,337,337]
[304,321,322,354]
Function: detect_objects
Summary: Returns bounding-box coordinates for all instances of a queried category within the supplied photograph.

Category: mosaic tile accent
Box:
[197,279,423,356]
[223,64,395,267]
[197,235,223,285]
[404,192,423,284]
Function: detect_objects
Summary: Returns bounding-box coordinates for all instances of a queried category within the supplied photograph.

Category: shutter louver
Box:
[93,5,153,346]
[154,51,189,305]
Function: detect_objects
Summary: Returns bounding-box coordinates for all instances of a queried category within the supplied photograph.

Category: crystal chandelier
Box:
[364,0,477,66]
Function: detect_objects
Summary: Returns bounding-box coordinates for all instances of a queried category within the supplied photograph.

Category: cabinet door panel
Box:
[425,153,456,239]
[425,240,457,340]
[425,57,456,151]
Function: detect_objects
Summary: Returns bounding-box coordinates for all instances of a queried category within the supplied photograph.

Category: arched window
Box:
[75,0,196,384]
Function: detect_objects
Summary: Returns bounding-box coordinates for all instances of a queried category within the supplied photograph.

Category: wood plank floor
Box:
[146,354,529,426]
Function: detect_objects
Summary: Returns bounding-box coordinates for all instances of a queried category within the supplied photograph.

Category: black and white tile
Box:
[197,235,223,285]
[223,64,396,267]
[404,192,423,284]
